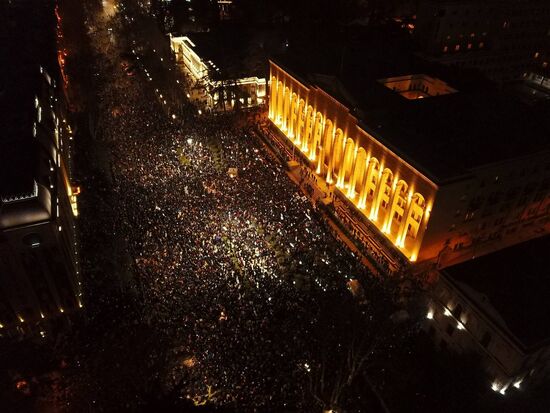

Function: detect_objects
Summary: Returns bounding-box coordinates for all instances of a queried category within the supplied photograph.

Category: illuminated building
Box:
[415,0,550,83]
[425,235,550,394]
[170,32,266,111]
[0,66,81,338]
[268,60,550,270]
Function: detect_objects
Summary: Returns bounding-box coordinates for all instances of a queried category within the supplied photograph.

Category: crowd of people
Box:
[88,9,379,412]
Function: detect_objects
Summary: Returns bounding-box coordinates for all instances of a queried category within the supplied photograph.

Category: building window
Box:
[467,43,472,49]
[443,46,449,53]
[543,62,548,68]
[535,52,540,58]
[479,42,485,48]
[455,44,461,51]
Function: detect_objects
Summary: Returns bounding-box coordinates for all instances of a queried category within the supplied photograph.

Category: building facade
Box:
[268,61,550,269]
[0,67,81,338]
[170,34,266,112]
[269,61,437,264]
[415,0,550,83]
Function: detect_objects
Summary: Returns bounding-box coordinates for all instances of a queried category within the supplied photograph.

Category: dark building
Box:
[0,0,81,339]
[415,0,550,83]
[426,235,550,394]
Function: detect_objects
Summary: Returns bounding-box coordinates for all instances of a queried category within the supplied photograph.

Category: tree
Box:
[308,275,420,412]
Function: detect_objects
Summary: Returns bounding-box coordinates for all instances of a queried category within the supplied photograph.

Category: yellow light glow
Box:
[268,65,434,263]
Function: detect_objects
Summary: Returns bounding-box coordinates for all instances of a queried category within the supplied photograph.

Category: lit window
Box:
[543,62,548,68]
[467,43,472,49]
[534,52,540,58]
[455,44,460,51]
[443,46,449,53]
[479,42,485,48]
[470,32,475,37]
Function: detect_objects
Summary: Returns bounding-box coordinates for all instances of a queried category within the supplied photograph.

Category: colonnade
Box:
[269,76,431,260]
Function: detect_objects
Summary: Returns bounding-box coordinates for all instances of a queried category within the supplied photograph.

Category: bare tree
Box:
[308,276,419,412]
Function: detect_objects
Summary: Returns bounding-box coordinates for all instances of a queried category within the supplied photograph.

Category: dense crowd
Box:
[89,11,377,412]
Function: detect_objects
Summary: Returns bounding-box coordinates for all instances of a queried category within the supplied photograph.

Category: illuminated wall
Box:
[268,62,438,262]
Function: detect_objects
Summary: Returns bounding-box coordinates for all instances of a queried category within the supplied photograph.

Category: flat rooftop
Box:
[361,89,550,183]
[182,23,270,81]
[445,235,550,350]
[273,23,550,183]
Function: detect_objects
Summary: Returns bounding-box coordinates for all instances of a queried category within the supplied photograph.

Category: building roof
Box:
[272,22,550,184]
[361,88,550,183]
[445,235,550,350]
[183,23,270,81]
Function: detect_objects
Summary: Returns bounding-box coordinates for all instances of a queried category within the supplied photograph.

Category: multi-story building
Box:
[0,66,81,339]
[425,235,550,394]
[268,60,550,271]
[169,32,266,111]
[414,0,550,83]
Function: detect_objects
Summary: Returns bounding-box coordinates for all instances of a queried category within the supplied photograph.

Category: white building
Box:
[169,33,266,112]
